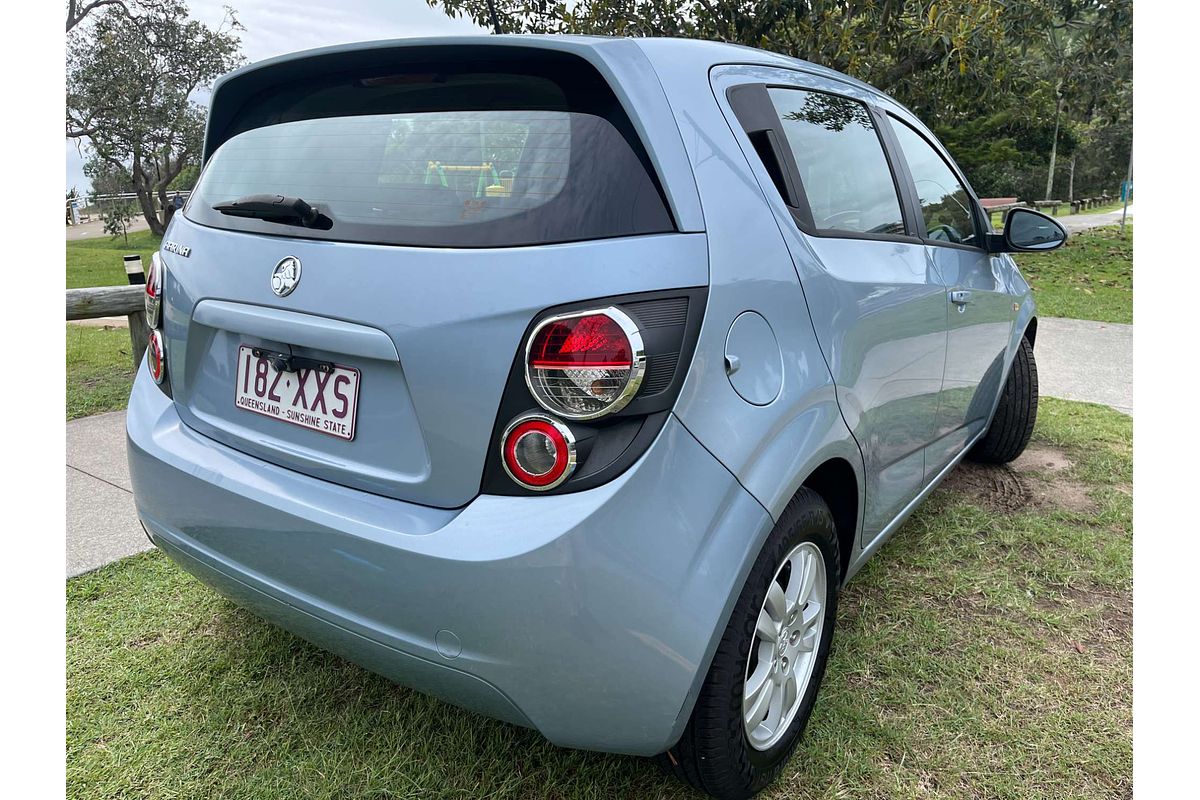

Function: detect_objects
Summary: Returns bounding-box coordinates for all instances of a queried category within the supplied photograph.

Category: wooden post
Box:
[124,254,145,285]
[126,310,149,369]
[1121,148,1132,237]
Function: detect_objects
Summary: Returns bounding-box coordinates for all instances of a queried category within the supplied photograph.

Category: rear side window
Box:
[767,88,905,236]
[889,118,980,246]
[187,70,674,248]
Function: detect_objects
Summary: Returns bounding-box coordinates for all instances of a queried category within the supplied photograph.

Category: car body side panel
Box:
[923,246,1018,477]
[643,51,866,548]
[874,107,1026,479]
[702,64,948,544]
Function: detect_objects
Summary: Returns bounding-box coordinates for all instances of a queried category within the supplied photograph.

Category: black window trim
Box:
[726,81,923,247]
[880,111,988,254]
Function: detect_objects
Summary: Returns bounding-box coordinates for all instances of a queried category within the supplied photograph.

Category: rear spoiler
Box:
[201,36,704,232]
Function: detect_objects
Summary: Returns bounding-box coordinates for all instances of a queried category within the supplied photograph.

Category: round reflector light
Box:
[145,252,163,329]
[147,328,166,385]
[524,307,646,420]
[500,414,576,491]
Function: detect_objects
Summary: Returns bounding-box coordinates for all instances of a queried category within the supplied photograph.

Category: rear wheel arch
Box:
[798,458,859,586]
[1024,316,1037,348]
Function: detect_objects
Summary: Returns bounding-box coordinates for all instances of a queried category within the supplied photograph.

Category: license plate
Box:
[234,345,360,440]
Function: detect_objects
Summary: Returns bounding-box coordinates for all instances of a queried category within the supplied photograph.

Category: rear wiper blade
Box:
[212,194,333,230]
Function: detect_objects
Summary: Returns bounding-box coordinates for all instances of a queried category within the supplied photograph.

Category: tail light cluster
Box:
[490,290,704,495]
[145,252,167,386]
[525,308,645,420]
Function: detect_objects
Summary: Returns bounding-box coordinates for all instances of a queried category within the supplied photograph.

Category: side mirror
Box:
[990,207,1068,253]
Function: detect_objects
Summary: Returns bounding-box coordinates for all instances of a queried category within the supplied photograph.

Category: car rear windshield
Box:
[187,68,675,248]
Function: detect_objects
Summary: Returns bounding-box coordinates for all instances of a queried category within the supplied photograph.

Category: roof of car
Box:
[201,33,904,201]
[209,34,889,105]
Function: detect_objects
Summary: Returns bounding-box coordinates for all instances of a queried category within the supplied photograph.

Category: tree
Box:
[66,0,182,32]
[101,199,138,243]
[426,0,1131,201]
[167,162,199,191]
[66,3,243,234]
[83,152,135,200]
[1018,0,1132,199]
[427,1,1054,122]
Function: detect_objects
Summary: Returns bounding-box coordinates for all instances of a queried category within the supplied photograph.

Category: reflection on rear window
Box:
[768,88,906,237]
[188,110,674,248]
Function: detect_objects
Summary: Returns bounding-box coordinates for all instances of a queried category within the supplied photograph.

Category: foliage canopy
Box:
[428,0,1131,200]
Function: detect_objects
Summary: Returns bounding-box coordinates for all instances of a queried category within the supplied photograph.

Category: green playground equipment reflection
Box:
[425,161,516,198]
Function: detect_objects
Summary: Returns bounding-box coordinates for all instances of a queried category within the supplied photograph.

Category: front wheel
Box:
[970,336,1038,464]
[661,489,839,799]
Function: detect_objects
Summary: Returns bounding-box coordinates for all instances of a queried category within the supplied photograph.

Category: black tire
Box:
[659,488,840,800]
[970,336,1038,464]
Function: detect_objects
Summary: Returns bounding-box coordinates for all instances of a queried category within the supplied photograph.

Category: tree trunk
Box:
[152,152,186,233]
[131,162,165,235]
[1068,155,1076,202]
[156,181,170,228]
[1044,91,1063,201]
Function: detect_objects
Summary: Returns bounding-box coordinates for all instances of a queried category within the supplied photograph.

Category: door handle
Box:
[950,290,973,308]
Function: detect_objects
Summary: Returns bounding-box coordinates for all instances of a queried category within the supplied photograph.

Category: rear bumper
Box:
[126,362,772,755]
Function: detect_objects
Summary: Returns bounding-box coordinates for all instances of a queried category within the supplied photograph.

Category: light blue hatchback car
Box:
[127,35,1067,799]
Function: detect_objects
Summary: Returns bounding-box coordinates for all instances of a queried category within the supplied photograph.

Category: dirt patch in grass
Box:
[942,445,1097,515]
[1031,583,1132,668]
[1012,445,1072,473]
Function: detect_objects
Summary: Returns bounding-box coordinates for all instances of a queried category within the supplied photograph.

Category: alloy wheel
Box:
[742,540,827,751]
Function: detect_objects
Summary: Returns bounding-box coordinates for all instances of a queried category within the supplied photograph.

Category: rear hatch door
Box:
[162,50,707,508]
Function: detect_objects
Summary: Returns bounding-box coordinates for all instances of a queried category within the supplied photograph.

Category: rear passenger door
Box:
[883,115,1016,478]
[717,72,949,544]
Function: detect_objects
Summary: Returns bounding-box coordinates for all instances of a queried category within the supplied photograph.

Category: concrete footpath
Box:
[64,316,1132,577]
[1034,317,1132,415]
[66,410,150,577]
[1060,204,1133,233]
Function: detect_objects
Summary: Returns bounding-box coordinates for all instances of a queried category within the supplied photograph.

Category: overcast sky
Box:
[66,0,484,192]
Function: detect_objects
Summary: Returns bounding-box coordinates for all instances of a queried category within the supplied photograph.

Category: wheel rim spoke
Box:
[743,672,774,729]
[784,550,811,613]
[801,599,821,633]
[755,607,779,643]
[766,676,785,728]
[783,672,799,709]
[764,580,787,625]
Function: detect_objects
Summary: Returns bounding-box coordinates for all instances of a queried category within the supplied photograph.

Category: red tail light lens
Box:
[145,252,163,329]
[500,414,576,490]
[525,307,645,420]
[147,328,166,384]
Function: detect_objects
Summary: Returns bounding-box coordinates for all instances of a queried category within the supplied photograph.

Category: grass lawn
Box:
[67,230,161,289]
[66,324,136,420]
[1018,224,1133,324]
[66,397,1131,799]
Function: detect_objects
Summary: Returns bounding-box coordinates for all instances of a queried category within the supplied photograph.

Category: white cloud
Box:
[67,0,484,191]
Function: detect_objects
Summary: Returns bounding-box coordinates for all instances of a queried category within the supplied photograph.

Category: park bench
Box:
[978,197,1029,228]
